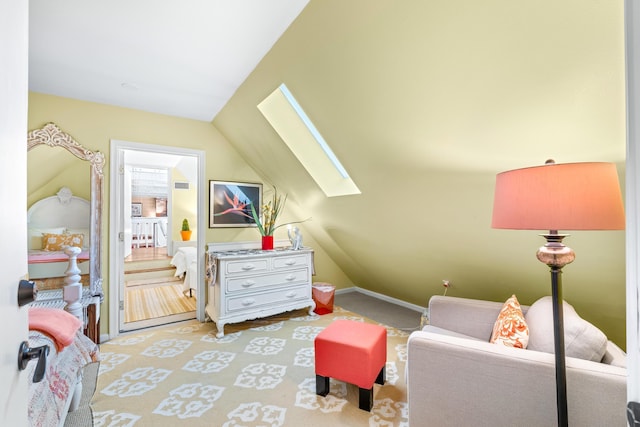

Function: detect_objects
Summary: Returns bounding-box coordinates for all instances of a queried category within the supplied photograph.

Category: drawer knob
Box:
[242,298,256,306]
[242,280,256,287]
[285,274,295,281]
[241,264,255,271]
[284,259,296,265]
[286,292,296,298]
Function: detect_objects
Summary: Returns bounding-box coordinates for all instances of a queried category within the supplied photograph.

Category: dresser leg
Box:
[215,322,225,338]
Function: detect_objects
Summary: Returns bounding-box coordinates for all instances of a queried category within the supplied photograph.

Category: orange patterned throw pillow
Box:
[41,233,84,251]
[490,295,529,349]
[65,233,84,248]
[42,233,68,251]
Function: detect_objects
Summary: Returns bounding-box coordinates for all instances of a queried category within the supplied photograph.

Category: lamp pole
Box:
[537,232,574,427]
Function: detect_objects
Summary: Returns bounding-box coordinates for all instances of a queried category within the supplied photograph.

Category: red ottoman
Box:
[314,319,387,411]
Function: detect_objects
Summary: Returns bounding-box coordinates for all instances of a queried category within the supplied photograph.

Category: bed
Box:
[28,187,101,344]
[27,307,100,427]
[170,246,198,296]
[27,187,91,284]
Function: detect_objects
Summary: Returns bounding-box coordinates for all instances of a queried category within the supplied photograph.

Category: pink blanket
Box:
[28,249,90,264]
[29,307,83,351]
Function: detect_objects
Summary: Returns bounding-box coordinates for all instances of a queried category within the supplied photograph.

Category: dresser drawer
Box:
[226,284,310,312]
[224,258,269,274]
[226,268,309,293]
[272,254,309,270]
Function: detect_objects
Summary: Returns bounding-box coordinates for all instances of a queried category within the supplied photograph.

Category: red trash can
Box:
[312,283,335,315]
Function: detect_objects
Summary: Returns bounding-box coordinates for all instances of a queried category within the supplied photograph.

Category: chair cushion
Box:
[601,341,627,368]
[490,295,529,348]
[422,325,483,341]
[525,296,607,362]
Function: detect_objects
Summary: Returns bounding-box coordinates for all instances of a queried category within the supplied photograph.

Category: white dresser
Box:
[205,246,315,337]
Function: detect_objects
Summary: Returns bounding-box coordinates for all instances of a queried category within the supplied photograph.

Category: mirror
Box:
[27,123,104,298]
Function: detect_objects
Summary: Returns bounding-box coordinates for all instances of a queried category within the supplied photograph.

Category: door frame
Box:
[108,139,206,339]
[626,0,640,404]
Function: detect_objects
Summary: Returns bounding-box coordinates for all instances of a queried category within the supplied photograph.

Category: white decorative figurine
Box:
[288,226,303,250]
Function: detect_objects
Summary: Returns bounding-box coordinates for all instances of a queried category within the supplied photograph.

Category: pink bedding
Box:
[29,307,83,351]
[28,249,90,264]
[27,329,99,427]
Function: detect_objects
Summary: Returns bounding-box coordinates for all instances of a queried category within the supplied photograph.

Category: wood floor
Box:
[125,282,196,323]
[125,246,170,262]
[124,246,196,324]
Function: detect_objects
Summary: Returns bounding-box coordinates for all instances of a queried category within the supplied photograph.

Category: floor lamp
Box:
[491,160,625,427]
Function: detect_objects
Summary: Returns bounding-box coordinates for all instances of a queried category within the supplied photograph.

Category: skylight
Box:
[258,83,360,197]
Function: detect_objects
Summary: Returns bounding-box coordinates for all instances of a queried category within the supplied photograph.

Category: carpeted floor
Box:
[335,290,423,332]
[92,306,409,426]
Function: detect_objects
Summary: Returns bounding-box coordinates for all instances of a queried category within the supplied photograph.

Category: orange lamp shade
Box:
[492,162,625,231]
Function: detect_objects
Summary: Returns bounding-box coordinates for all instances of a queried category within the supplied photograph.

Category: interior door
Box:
[0,1,29,424]
[110,140,205,337]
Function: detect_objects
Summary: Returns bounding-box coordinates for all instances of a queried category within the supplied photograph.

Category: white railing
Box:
[131,217,168,248]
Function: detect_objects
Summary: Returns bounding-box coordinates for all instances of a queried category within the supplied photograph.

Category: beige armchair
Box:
[407,295,627,426]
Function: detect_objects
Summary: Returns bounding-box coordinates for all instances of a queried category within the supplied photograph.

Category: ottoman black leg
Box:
[375,365,385,385]
[316,375,329,396]
[359,386,373,411]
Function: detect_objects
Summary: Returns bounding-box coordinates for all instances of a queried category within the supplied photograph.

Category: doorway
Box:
[109,140,205,337]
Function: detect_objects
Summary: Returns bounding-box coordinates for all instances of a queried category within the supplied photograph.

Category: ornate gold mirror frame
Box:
[27,122,105,298]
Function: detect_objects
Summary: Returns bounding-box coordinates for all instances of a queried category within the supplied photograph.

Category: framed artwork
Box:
[131,203,142,217]
[155,198,167,217]
[209,180,262,228]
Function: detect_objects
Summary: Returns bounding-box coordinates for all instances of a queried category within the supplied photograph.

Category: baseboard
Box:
[335,286,424,313]
[100,287,424,342]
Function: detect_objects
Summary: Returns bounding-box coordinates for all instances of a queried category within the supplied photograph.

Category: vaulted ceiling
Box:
[29,0,309,121]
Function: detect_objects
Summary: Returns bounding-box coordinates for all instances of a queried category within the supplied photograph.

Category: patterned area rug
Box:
[125,284,196,322]
[92,306,409,426]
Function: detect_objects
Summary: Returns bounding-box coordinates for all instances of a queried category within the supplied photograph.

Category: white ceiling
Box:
[124,149,198,184]
[28,0,310,122]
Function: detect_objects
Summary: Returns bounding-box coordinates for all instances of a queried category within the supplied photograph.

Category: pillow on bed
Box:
[65,233,85,248]
[42,233,68,251]
[28,227,65,250]
[65,228,90,249]
[42,233,84,251]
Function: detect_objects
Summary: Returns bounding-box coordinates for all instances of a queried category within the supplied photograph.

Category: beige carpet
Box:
[93,307,409,426]
[125,284,196,323]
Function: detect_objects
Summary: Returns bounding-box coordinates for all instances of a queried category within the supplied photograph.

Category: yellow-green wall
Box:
[171,168,197,242]
[213,0,627,346]
[27,150,90,207]
[27,92,351,335]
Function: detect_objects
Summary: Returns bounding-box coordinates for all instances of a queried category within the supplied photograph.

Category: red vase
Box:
[261,235,274,250]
